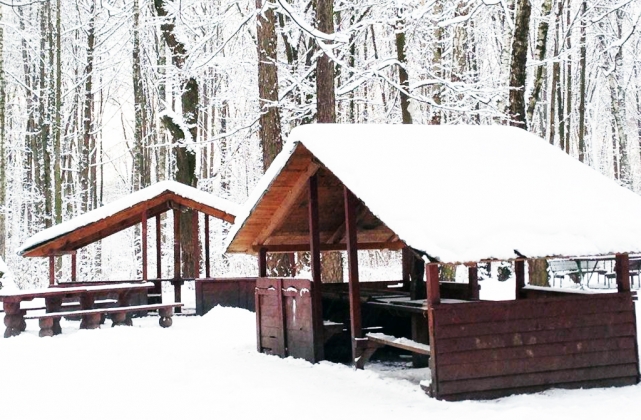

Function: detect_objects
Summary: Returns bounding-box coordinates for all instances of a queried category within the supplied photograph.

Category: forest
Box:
[0,0,639,287]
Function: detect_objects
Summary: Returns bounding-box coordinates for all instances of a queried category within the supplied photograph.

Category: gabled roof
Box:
[226,124,641,264]
[19,181,239,257]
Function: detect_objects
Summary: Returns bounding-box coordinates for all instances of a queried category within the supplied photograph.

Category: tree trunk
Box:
[609,10,629,185]
[0,5,5,259]
[256,0,282,170]
[154,0,199,278]
[395,14,412,124]
[564,2,572,155]
[507,0,531,128]
[132,0,147,192]
[315,0,342,283]
[549,31,559,145]
[80,0,96,214]
[577,0,587,162]
[431,0,443,124]
[316,0,336,124]
[54,0,62,225]
[526,0,552,125]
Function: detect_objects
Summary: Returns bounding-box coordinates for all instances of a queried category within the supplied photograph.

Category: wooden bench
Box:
[24,303,184,337]
[0,282,154,337]
[365,332,431,355]
[548,259,605,287]
[354,331,431,368]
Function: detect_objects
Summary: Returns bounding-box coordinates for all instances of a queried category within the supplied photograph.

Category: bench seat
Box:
[25,303,184,336]
[365,332,431,355]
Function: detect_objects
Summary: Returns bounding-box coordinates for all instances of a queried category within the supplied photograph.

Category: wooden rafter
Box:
[252,162,320,247]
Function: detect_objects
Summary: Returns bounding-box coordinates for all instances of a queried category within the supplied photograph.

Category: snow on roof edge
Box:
[18,180,240,256]
[224,140,301,253]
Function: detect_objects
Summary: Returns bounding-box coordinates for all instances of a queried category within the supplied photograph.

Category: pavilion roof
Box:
[226,124,641,264]
[19,181,238,257]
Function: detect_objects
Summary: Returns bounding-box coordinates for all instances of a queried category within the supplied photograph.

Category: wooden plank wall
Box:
[429,293,640,400]
[195,278,257,315]
[255,278,316,362]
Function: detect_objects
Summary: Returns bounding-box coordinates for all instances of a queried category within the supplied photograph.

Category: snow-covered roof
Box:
[19,180,239,257]
[226,124,641,264]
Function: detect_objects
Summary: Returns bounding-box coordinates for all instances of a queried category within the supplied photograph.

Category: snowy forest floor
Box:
[1,278,639,419]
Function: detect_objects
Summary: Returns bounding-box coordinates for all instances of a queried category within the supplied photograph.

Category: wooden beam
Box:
[49,256,55,286]
[142,211,148,281]
[156,215,162,279]
[258,248,267,277]
[426,263,440,307]
[192,211,200,279]
[344,187,362,368]
[252,163,319,249]
[326,203,368,245]
[308,174,324,362]
[204,214,210,278]
[71,253,77,282]
[173,208,180,280]
[515,259,525,299]
[616,253,630,293]
[251,241,405,253]
[169,194,236,224]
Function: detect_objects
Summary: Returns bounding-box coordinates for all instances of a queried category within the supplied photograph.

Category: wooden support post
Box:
[49,256,55,286]
[71,253,77,282]
[402,247,411,283]
[142,211,148,281]
[156,215,162,279]
[468,263,479,300]
[515,259,525,299]
[425,263,440,307]
[616,253,630,293]
[258,247,267,278]
[173,208,182,313]
[204,214,210,278]
[192,211,200,279]
[308,174,324,362]
[173,208,180,280]
[344,187,362,368]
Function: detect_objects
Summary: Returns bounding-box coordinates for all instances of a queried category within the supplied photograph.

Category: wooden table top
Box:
[0,282,154,302]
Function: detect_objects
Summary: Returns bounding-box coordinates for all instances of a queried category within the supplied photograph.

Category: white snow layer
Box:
[228,124,641,263]
[1,305,640,419]
[18,180,240,255]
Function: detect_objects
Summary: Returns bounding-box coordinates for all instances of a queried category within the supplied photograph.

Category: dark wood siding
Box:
[255,278,317,362]
[429,292,640,400]
[195,278,256,315]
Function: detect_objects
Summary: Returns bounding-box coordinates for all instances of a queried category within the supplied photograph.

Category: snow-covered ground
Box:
[1,295,639,419]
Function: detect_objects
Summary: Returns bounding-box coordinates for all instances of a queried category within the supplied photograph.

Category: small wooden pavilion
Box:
[226,124,641,400]
[18,181,238,308]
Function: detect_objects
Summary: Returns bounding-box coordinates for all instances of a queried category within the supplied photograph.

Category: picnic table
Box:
[548,258,607,287]
[0,282,181,338]
[549,256,641,288]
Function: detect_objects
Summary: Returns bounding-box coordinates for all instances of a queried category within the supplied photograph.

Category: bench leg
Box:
[3,302,23,338]
[45,297,63,335]
[158,308,173,328]
[39,318,55,337]
[111,312,128,327]
[80,313,101,330]
[355,346,380,370]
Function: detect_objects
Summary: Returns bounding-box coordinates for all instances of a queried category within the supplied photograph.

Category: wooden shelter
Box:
[18,181,238,310]
[226,124,641,400]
